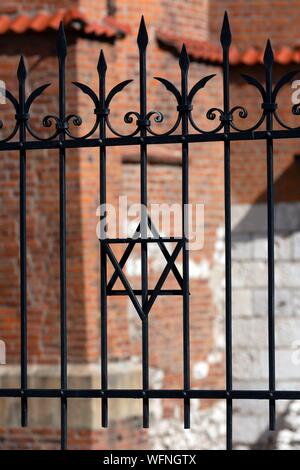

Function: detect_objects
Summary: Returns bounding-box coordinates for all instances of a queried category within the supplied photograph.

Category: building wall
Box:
[0,0,300,451]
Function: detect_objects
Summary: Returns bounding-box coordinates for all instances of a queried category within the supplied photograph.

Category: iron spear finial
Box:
[17,55,27,83]
[57,21,67,63]
[264,39,274,68]
[179,44,190,71]
[220,11,232,48]
[137,16,148,51]
[98,50,107,77]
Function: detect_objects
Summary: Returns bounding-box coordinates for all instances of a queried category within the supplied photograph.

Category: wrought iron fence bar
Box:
[1,389,300,400]
[137,17,150,428]
[264,40,276,431]
[98,50,109,428]
[221,12,233,451]
[18,56,28,428]
[57,22,68,451]
[179,45,191,429]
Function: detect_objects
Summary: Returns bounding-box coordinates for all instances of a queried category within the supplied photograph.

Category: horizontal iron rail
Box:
[2,128,300,152]
[101,237,182,244]
[107,289,184,296]
[1,389,300,400]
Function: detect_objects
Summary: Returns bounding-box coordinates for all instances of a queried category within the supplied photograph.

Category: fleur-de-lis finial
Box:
[17,55,27,83]
[57,21,67,63]
[137,16,148,51]
[179,44,190,71]
[220,11,232,48]
[264,39,274,68]
[97,50,107,78]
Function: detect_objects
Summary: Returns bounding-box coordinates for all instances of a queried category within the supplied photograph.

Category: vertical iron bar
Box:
[18,56,28,427]
[264,40,276,431]
[98,50,108,428]
[137,16,149,428]
[57,22,68,450]
[179,45,190,429]
[221,12,233,450]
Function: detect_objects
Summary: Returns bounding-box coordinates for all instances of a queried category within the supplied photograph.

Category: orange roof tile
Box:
[0,15,10,34]
[157,31,300,65]
[10,15,32,34]
[0,9,130,39]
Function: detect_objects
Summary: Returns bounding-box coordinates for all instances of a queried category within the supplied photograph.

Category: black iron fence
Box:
[0,11,300,450]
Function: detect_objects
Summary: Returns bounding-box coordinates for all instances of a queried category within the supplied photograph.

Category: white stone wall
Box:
[150,401,226,450]
[231,203,300,449]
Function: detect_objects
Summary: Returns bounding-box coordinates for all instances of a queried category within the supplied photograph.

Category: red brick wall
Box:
[230,65,300,205]
[0,33,78,365]
[0,0,78,15]
[159,0,209,40]
[209,0,300,48]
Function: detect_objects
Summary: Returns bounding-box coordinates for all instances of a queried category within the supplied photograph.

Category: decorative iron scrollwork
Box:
[0,13,300,144]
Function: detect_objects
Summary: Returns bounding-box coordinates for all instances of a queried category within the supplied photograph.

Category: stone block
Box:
[254,289,291,317]
[233,349,268,382]
[291,232,300,260]
[276,318,300,348]
[253,289,267,317]
[253,237,267,260]
[275,235,291,260]
[0,362,145,429]
[233,261,267,288]
[232,234,253,260]
[292,290,300,316]
[233,412,268,445]
[233,289,252,317]
[276,349,300,383]
[233,318,268,349]
[275,289,291,316]
[276,262,300,288]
